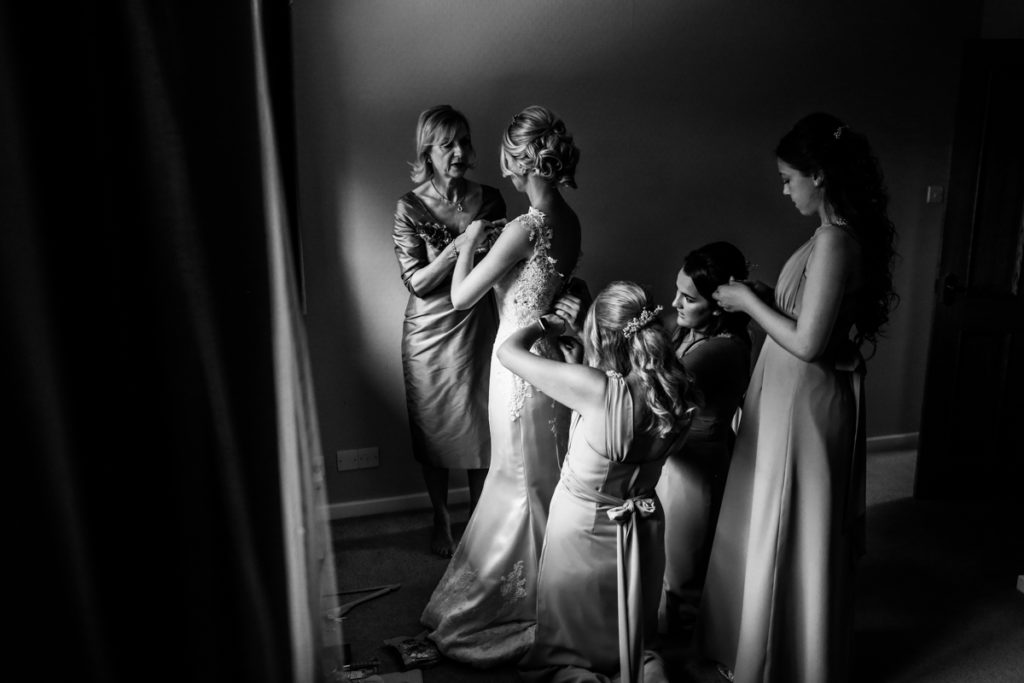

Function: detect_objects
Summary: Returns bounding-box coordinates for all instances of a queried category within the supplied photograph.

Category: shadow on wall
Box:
[292,0,985,507]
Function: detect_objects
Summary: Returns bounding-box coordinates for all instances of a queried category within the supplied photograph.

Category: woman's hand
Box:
[713,278,756,313]
[465,219,494,245]
[538,312,569,337]
[442,232,470,260]
[557,336,584,365]
[745,279,774,305]
[550,294,584,334]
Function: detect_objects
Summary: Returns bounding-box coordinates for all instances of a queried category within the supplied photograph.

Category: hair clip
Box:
[622,305,663,339]
[833,125,848,140]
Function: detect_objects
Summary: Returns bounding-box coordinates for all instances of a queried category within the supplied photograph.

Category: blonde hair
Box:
[583,281,694,437]
[500,105,579,188]
[408,105,475,183]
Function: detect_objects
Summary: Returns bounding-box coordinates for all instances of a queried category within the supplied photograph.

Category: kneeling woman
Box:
[499,281,696,683]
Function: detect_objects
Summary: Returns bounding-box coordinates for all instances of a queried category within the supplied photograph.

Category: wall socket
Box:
[336,447,379,471]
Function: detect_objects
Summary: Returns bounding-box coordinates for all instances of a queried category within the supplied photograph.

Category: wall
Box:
[290,0,984,506]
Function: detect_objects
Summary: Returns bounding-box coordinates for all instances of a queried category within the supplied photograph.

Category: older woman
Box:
[392,105,506,557]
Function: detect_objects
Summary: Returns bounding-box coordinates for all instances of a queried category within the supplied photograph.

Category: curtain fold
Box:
[3,2,330,680]
[250,0,342,680]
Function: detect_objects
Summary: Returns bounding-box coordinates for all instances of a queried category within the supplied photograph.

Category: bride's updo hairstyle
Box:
[500,105,579,188]
[584,281,694,438]
[409,104,475,183]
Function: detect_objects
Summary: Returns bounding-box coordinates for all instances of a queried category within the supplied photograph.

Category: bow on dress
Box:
[607,496,657,683]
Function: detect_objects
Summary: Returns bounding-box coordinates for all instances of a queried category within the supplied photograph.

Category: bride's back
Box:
[544,200,581,279]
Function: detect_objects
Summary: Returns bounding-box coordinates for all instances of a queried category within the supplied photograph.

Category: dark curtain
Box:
[3,2,311,681]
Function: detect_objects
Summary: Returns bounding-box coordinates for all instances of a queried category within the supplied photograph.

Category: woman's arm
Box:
[715,228,853,361]
[450,218,532,310]
[406,234,468,297]
[497,313,606,417]
[393,205,466,298]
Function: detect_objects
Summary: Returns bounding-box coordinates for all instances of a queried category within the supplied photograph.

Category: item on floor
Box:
[327,583,402,620]
[336,657,380,681]
[383,633,440,669]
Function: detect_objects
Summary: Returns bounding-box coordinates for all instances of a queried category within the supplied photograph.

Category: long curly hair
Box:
[408,104,475,183]
[500,105,579,188]
[584,281,695,438]
[676,241,752,343]
[776,112,899,354]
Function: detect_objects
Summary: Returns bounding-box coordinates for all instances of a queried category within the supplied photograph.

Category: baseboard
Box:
[331,432,919,519]
[866,432,918,453]
[328,486,470,520]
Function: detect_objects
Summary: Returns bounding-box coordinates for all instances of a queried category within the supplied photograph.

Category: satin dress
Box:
[392,186,505,469]
[520,372,689,683]
[699,226,866,683]
[657,333,750,636]
[421,207,577,666]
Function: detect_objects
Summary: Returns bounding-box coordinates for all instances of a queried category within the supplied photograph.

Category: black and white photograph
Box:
[5,2,1022,682]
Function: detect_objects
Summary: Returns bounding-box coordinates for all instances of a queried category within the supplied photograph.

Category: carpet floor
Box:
[330,450,1024,682]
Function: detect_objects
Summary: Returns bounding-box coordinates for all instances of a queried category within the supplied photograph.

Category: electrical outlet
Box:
[337,447,379,471]
[925,185,944,204]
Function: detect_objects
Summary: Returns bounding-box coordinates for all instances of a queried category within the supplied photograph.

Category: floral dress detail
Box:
[421,207,578,667]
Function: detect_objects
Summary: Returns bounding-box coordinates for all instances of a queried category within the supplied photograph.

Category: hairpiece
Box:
[833,125,848,140]
[622,305,663,339]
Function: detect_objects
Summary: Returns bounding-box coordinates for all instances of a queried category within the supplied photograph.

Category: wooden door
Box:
[915,40,1024,500]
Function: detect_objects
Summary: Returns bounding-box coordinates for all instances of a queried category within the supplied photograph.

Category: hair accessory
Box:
[622,305,663,339]
[833,125,848,140]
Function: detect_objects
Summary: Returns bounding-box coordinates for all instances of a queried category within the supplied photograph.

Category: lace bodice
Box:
[493,207,571,328]
[492,207,577,422]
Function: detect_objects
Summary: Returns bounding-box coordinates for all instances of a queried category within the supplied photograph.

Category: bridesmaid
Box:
[658,242,752,643]
[506,282,696,683]
[700,113,898,683]
[392,105,506,557]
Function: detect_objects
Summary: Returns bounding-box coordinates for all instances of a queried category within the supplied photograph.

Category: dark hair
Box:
[501,105,579,188]
[409,105,475,183]
[776,112,899,353]
[679,241,751,340]
[583,281,695,437]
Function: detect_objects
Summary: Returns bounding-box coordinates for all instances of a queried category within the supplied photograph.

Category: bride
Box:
[420,105,583,667]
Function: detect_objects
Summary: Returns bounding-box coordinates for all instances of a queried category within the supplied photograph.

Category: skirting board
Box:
[329,486,471,520]
[330,431,920,520]
[865,432,918,453]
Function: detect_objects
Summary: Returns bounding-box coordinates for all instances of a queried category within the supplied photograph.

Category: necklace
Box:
[430,178,464,213]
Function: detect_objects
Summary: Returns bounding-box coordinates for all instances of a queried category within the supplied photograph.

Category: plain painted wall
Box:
[291,0,984,505]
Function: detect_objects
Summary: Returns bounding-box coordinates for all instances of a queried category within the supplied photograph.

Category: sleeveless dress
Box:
[699,226,866,683]
[421,207,577,666]
[392,187,506,469]
[520,371,689,683]
[658,333,750,635]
